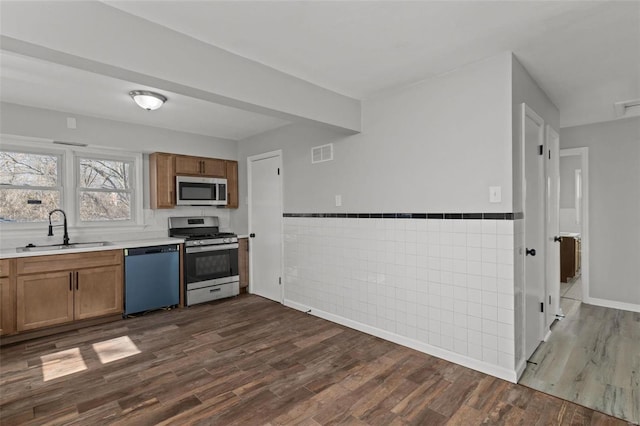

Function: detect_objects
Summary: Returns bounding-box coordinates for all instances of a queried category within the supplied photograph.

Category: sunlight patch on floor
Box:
[40,347,87,381]
[92,335,141,364]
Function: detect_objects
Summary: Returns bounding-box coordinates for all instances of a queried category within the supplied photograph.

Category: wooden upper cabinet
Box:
[202,158,225,177]
[150,152,175,209]
[174,155,202,175]
[175,155,225,177]
[225,160,239,209]
[149,152,239,209]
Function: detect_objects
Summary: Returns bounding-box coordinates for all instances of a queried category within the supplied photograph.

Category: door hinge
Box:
[549,295,551,304]
[540,302,544,313]
[538,145,544,156]
[277,168,280,175]
[548,150,551,159]
[279,277,282,285]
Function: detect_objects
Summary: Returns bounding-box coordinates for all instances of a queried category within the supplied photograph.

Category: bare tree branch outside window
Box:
[78,158,132,221]
[0,151,60,222]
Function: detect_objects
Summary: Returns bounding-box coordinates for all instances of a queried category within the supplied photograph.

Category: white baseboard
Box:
[543,329,552,342]
[584,297,640,313]
[284,298,518,383]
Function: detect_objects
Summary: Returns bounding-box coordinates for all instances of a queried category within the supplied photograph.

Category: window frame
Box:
[0,137,143,233]
[74,152,137,226]
[0,142,66,225]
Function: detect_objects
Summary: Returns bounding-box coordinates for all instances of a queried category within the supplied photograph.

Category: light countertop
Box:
[0,237,185,259]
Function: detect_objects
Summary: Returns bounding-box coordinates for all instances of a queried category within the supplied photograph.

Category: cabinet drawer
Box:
[187,281,238,306]
[17,250,123,275]
[0,259,10,278]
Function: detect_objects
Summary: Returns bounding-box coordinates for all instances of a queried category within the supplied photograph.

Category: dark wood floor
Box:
[0,295,632,425]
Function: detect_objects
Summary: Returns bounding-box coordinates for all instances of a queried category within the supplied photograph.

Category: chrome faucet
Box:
[48,209,70,246]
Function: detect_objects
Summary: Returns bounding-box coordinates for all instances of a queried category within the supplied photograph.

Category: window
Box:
[77,156,133,222]
[0,139,142,227]
[0,150,62,222]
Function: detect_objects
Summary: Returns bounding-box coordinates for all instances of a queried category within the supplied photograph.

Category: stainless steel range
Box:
[169,216,239,306]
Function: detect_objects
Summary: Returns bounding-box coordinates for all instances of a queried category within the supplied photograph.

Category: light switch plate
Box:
[66,117,77,129]
[335,195,342,207]
[489,186,501,203]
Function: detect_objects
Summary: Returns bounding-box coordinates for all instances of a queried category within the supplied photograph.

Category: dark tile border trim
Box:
[283,212,520,220]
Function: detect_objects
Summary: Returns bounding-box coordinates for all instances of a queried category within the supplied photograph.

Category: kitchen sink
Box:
[16,241,112,253]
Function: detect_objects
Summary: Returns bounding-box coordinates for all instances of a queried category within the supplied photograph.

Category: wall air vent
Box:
[53,140,88,147]
[311,143,333,164]
[614,99,640,119]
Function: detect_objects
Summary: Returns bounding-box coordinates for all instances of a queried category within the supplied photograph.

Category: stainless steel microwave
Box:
[176,176,227,206]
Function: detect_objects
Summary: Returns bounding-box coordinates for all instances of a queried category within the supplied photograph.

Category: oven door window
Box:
[185,248,238,283]
[179,182,216,201]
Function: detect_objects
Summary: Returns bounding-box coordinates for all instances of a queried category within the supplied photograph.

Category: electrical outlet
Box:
[66,117,77,129]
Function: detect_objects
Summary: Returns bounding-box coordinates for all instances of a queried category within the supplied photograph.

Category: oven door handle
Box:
[186,243,239,253]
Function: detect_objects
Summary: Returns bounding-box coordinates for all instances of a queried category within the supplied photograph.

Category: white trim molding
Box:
[284,298,520,384]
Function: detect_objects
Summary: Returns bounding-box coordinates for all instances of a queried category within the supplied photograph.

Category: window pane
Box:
[79,159,130,190]
[0,151,58,187]
[79,191,131,221]
[0,189,60,222]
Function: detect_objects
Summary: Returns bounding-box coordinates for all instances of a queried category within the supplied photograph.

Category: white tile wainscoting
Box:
[283,215,520,382]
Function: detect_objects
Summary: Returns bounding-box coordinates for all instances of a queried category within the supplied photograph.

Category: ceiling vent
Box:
[614,99,640,119]
[311,143,333,164]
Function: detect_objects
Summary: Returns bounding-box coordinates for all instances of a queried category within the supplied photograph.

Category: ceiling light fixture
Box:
[129,90,167,111]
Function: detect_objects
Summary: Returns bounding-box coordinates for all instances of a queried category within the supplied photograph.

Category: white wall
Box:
[234,53,514,234]
[0,102,237,248]
[560,117,640,307]
[236,53,522,381]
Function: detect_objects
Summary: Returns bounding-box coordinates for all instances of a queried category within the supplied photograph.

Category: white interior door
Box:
[523,104,546,360]
[545,126,561,326]
[248,151,283,303]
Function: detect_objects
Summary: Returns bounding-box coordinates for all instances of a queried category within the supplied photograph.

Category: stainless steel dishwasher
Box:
[124,244,180,316]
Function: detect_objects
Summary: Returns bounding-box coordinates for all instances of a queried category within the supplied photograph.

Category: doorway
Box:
[247,150,283,303]
[558,147,589,313]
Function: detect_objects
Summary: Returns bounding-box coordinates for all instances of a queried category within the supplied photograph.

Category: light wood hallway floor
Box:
[520,277,639,425]
[1,295,633,425]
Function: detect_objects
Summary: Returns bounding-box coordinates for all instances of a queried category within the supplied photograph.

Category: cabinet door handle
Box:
[69,272,73,291]
[76,271,79,290]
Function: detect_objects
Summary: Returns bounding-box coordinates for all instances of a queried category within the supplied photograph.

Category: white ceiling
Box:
[0,51,290,141]
[1,1,638,137]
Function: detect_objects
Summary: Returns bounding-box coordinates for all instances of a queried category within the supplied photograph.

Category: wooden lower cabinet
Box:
[0,276,16,335]
[14,250,124,334]
[75,265,123,320]
[17,271,74,331]
[238,237,249,293]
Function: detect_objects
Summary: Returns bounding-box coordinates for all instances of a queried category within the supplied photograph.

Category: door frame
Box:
[559,147,589,304]
[247,149,284,302]
[521,103,546,360]
[545,125,561,327]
